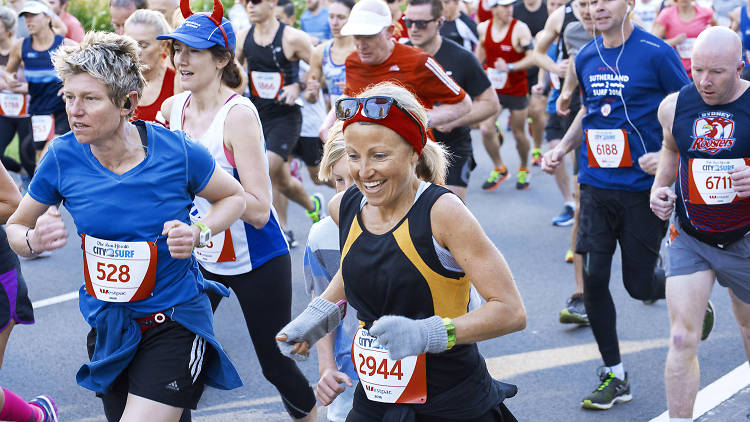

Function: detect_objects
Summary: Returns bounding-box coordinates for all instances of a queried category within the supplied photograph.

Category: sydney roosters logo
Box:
[689,113,736,155]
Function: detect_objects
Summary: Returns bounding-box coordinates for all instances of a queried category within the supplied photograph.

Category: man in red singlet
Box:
[476,0,536,190]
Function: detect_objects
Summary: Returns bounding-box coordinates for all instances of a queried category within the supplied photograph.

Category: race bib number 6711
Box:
[688,158,750,205]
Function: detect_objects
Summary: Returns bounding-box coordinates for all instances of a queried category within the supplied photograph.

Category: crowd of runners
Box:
[0,0,748,420]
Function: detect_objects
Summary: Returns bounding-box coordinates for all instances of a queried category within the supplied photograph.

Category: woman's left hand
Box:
[369,315,447,360]
[163,220,197,259]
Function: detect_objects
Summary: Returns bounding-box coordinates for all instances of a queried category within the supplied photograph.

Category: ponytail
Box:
[416,140,448,185]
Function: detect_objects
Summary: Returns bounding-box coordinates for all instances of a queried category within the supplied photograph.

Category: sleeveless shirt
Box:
[22,34,64,115]
[484,18,528,96]
[672,83,750,245]
[170,91,289,275]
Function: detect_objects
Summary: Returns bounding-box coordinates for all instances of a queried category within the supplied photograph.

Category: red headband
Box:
[341,105,427,155]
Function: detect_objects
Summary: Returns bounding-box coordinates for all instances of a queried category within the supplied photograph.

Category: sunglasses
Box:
[249,0,263,5]
[386,0,398,3]
[402,18,438,29]
[335,96,426,143]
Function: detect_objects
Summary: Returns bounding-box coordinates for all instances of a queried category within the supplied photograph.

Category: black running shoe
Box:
[581,369,632,410]
[559,293,588,325]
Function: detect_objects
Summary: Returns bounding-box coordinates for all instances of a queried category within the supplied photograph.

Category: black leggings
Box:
[0,116,34,176]
[203,253,316,419]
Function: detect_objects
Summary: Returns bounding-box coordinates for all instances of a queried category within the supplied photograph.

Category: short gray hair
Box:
[52,31,145,112]
[0,6,17,34]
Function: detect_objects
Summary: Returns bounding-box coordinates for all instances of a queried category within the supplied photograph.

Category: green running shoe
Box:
[306,193,324,223]
[481,168,509,190]
[581,369,632,410]
[516,169,530,190]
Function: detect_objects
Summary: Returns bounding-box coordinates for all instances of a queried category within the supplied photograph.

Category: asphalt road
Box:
[3,127,748,421]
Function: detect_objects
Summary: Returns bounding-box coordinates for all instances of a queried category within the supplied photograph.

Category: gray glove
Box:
[369,315,447,361]
[276,297,342,361]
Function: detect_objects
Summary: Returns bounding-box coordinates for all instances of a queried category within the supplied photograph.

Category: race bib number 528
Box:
[82,234,157,302]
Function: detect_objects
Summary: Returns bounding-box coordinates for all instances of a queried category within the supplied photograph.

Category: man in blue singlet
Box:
[541,0,691,410]
[651,27,750,422]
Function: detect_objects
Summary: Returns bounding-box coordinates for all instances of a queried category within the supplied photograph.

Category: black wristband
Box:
[25,228,37,255]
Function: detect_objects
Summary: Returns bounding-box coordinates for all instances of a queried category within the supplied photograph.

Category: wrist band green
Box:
[442,317,456,350]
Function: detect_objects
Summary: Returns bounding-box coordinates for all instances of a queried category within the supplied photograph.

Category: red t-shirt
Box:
[345,43,466,108]
[132,67,175,126]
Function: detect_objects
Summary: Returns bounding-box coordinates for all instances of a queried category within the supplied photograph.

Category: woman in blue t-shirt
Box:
[5,31,246,422]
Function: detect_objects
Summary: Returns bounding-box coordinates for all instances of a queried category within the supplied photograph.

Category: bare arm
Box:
[475,21,488,66]
[6,196,60,257]
[729,7,740,32]
[556,57,579,116]
[533,7,565,73]
[431,194,525,343]
[650,93,680,220]
[304,44,324,103]
[223,105,272,229]
[542,105,586,173]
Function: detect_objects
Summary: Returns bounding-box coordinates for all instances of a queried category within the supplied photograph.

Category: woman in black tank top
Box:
[277,82,526,421]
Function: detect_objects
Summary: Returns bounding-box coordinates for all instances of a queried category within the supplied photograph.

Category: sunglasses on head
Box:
[335,96,426,143]
[249,0,263,5]
[402,17,438,29]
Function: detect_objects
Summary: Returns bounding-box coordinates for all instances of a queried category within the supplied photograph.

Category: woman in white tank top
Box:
[158,2,318,420]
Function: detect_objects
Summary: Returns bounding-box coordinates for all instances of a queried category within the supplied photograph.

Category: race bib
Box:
[586,129,633,168]
[487,67,508,90]
[82,234,157,302]
[190,208,236,263]
[250,71,284,100]
[688,158,750,205]
[31,114,55,143]
[351,328,427,404]
[676,38,696,59]
[0,92,28,117]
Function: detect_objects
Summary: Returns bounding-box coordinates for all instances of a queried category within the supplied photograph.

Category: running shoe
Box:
[702,300,715,341]
[565,249,574,263]
[481,168,509,190]
[553,204,575,226]
[290,158,303,182]
[28,395,58,422]
[306,193,324,223]
[516,169,530,190]
[581,369,632,410]
[284,230,298,249]
[559,293,588,325]
[531,148,542,166]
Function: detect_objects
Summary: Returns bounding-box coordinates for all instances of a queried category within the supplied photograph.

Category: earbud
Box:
[123,95,131,109]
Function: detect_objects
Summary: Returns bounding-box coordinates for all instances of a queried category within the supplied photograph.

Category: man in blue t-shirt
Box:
[542,0,692,411]
[300,0,331,45]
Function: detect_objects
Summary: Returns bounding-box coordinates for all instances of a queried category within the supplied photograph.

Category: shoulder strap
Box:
[168,91,191,130]
[338,185,363,251]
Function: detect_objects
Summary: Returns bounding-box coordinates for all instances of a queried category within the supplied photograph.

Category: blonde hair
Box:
[124,8,171,36]
[52,31,145,115]
[354,82,448,185]
[318,120,346,182]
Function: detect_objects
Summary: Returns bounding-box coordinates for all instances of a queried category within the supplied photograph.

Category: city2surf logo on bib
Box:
[690,112,736,155]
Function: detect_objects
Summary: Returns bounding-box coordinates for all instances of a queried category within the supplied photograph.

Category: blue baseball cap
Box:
[157,14,236,51]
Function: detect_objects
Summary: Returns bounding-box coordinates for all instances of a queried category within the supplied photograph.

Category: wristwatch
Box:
[193,222,211,248]
[442,317,456,350]
[508,62,515,72]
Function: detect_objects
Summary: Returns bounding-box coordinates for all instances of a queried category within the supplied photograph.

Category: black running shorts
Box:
[87,320,211,409]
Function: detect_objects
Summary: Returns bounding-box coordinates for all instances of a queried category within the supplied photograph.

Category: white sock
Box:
[608,362,625,380]
[669,418,692,422]
[564,201,576,209]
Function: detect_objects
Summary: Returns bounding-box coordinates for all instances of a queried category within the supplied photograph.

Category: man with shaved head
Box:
[651,26,750,422]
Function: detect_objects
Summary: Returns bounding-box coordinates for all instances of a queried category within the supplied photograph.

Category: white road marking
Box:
[650,361,750,421]
[31,291,78,309]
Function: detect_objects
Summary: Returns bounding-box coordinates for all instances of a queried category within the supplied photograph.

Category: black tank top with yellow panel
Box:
[339,182,485,397]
